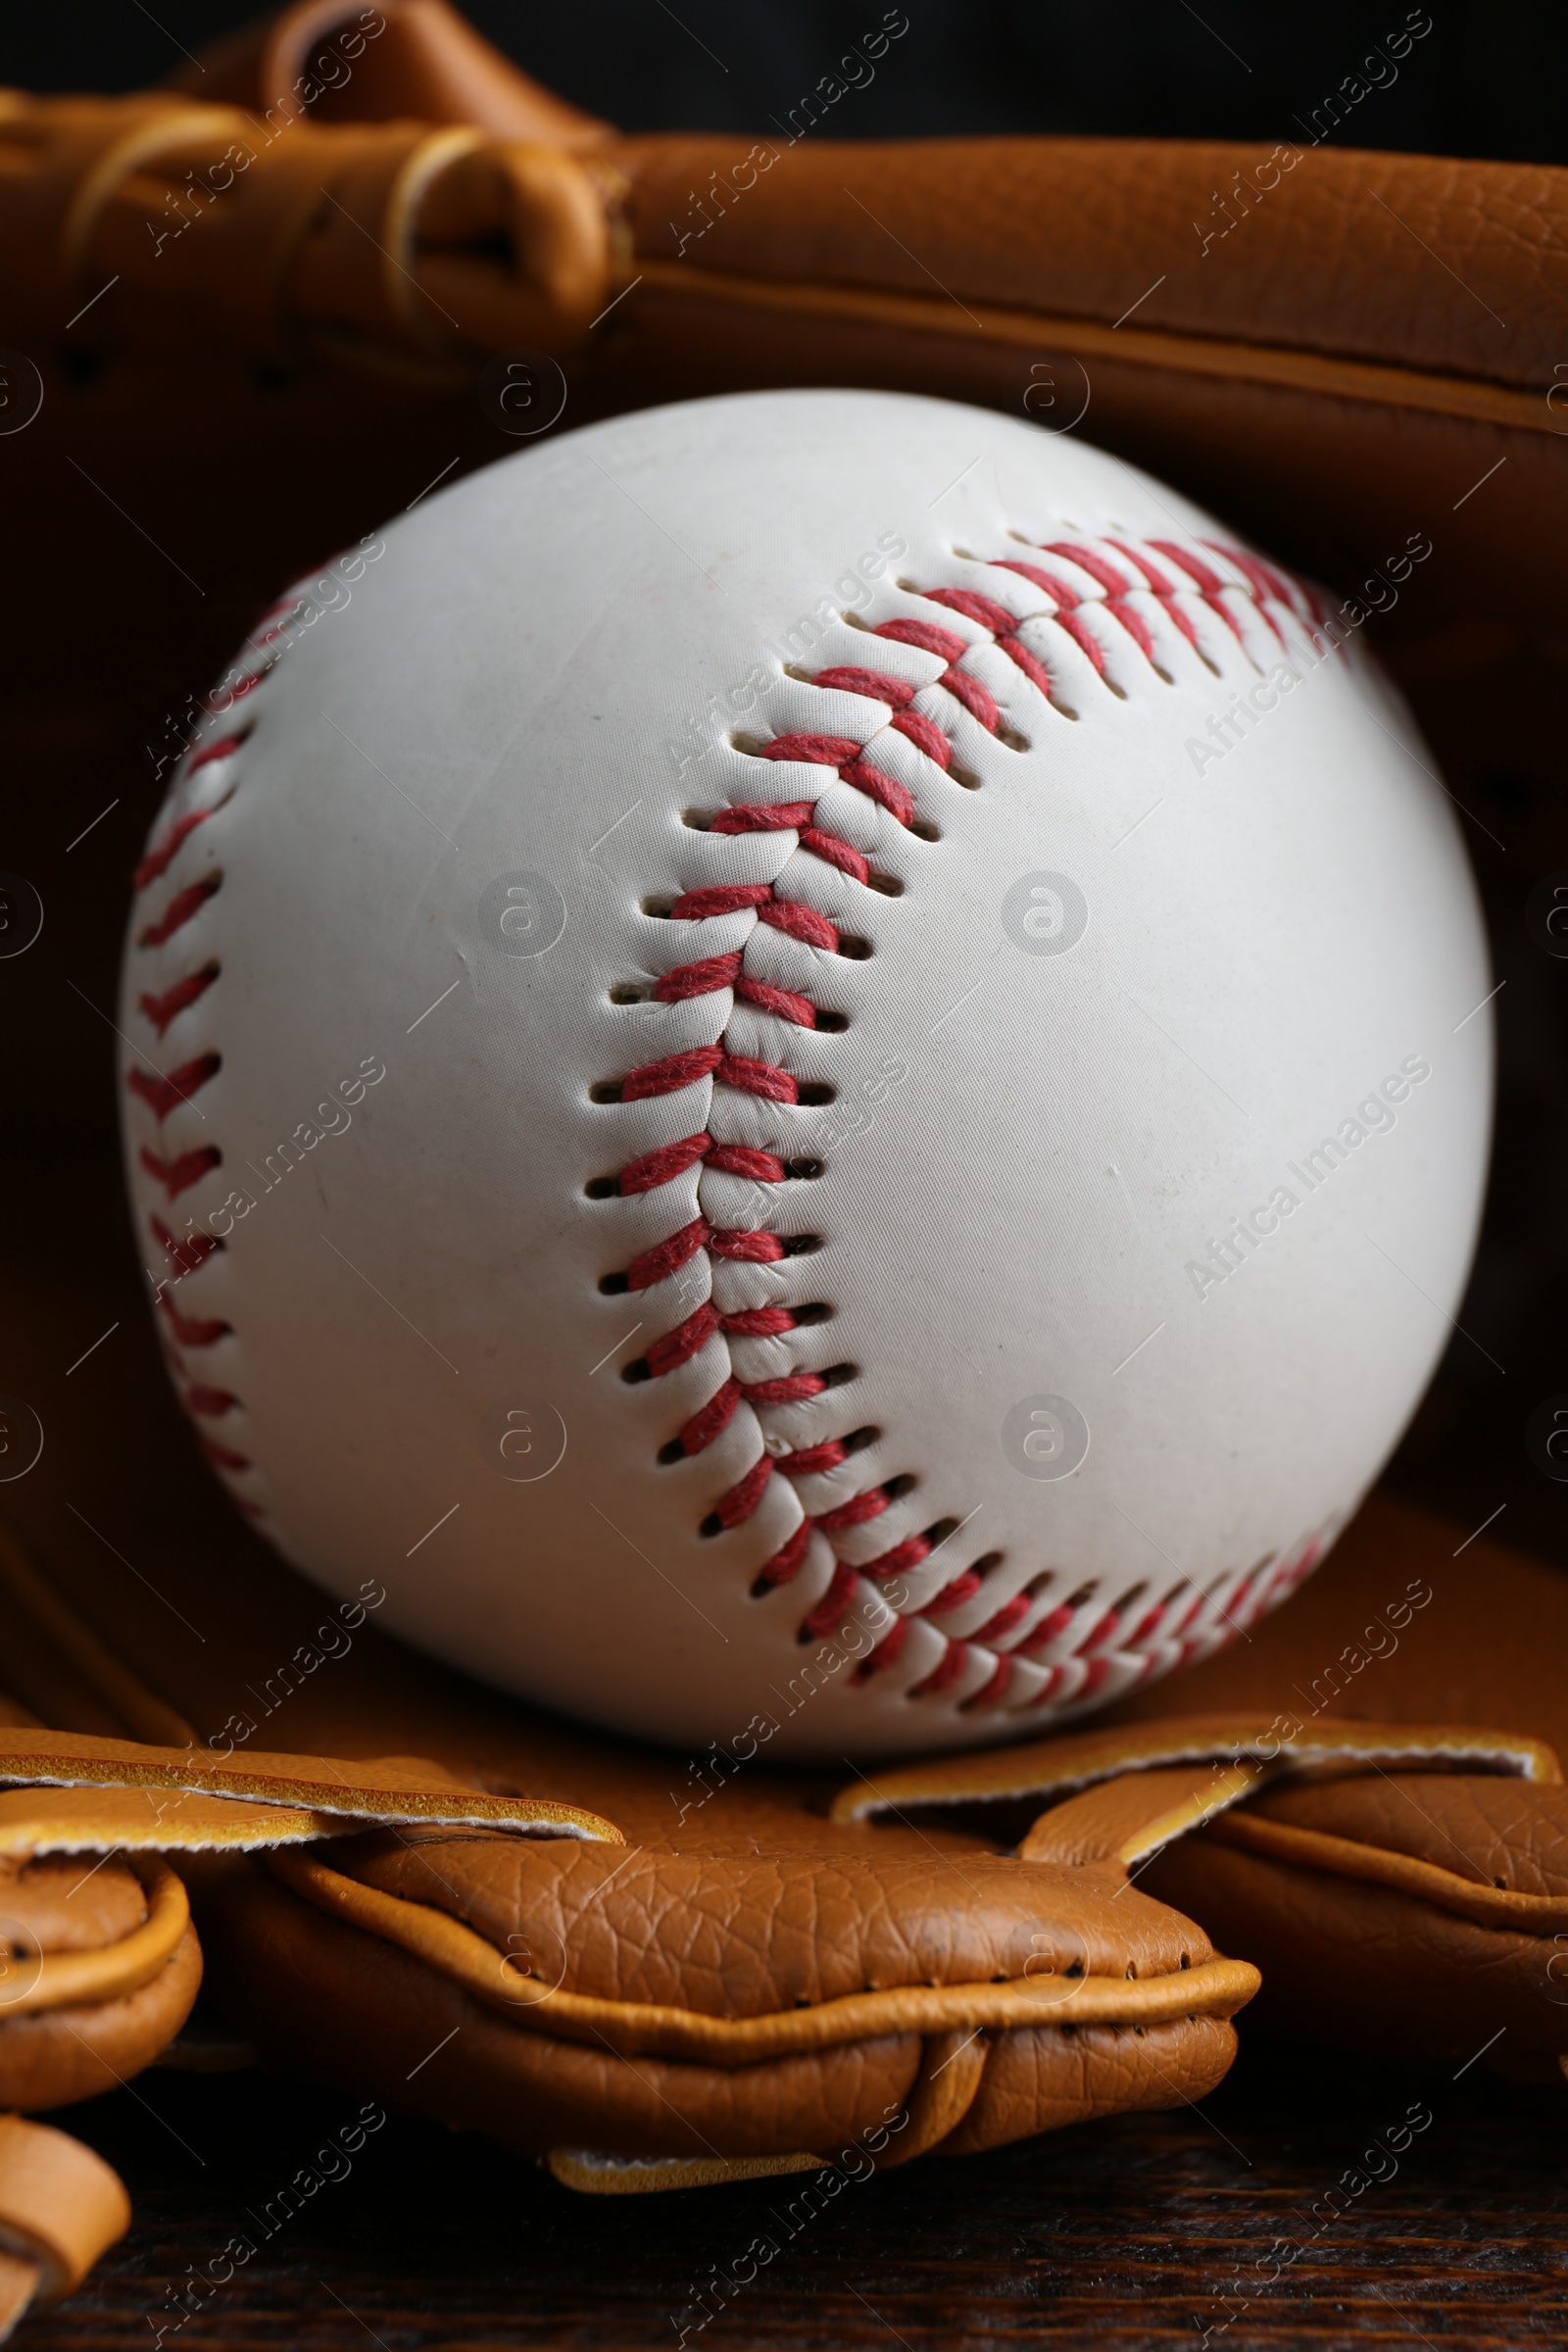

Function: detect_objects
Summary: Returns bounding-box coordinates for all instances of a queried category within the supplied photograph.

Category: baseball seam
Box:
[583,531,1331,1712]
[127,530,1330,1716]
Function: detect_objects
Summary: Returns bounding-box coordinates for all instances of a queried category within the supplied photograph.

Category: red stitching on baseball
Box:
[158,1291,230,1348]
[200,1435,251,1473]
[125,605,320,1484]
[138,962,220,1037]
[185,1385,238,1417]
[151,1213,221,1279]
[138,874,221,949]
[140,1144,222,1200]
[126,1054,221,1123]
[590,528,1319,1697]
[133,809,220,892]
[125,526,1321,1681]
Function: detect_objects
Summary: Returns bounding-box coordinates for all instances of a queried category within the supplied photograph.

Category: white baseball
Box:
[121,390,1491,1758]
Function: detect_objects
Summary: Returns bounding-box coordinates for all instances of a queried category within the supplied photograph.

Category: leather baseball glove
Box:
[2,0,1565,2324]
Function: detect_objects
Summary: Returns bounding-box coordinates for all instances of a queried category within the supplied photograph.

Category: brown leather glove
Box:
[152,0,1568,618]
[2,0,1564,2310]
[6,0,1563,1152]
[0,1525,1258,2190]
[0,0,1558,615]
[846,1492,1568,2088]
[0,2116,130,2343]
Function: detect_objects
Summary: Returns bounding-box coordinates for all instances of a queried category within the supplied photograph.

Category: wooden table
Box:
[24,2033,1565,2350]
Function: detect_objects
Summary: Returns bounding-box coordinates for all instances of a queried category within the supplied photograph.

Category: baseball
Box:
[121,390,1491,1757]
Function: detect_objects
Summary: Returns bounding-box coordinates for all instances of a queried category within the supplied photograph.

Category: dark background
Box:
[5,1,1568,166]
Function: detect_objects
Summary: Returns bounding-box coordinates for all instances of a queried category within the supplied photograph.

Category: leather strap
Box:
[0,89,625,368]
[0,2115,129,2318]
[832,1712,1561,1824]
[1018,1759,1270,1868]
[0,1727,622,1843]
[178,0,614,150]
[1,1856,188,2021]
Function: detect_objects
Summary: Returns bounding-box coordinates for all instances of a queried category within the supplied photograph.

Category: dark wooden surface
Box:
[22,2035,1567,2351]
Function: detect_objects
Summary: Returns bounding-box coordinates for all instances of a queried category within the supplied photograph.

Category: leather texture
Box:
[848,1490,1568,2083]
[0,958,1554,2275]
[116,388,1488,1754]
[0,85,624,368]
[0,1166,1255,2172]
[0,0,1561,637]
[0,1845,199,2113]
[165,0,1568,630]
[3,2,1562,1165]
[0,2115,131,2338]
[174,0,615,151]
[0,0,1562,2309]
[0,1536,1256,2171]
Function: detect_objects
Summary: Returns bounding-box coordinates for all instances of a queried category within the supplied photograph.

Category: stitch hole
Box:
[865,873,904,899]
[967,1549,1004,1582]
[1102,678,1129,704]
[656,1439,686,1466]
[640,896,675,918]
[680,808,713,830]
[728,730,767,757]
[908,817,940,843]
[608,983,652,1004]
[699,1514,723,1538]
[793,1301,832,1325]
[882,1474,917,1502]
[621,1358,652,1384]
[796,1082,836,1106]
[785,1157,825,1181]
[922,1517,960,1550]
[780,1233,823,1257]
[588,1080,623,1104]
[598,1272,631,1296]
[841,1425,880,1455]
[950,764,983,790]
[836,935,872,959]
[813,1010,849,1033]
[819,1362,858,1389]
[583,1176,620,1200]
[997,722,1032,753]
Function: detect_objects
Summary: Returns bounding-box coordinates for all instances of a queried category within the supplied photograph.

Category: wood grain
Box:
[21,2034,1567,2350]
